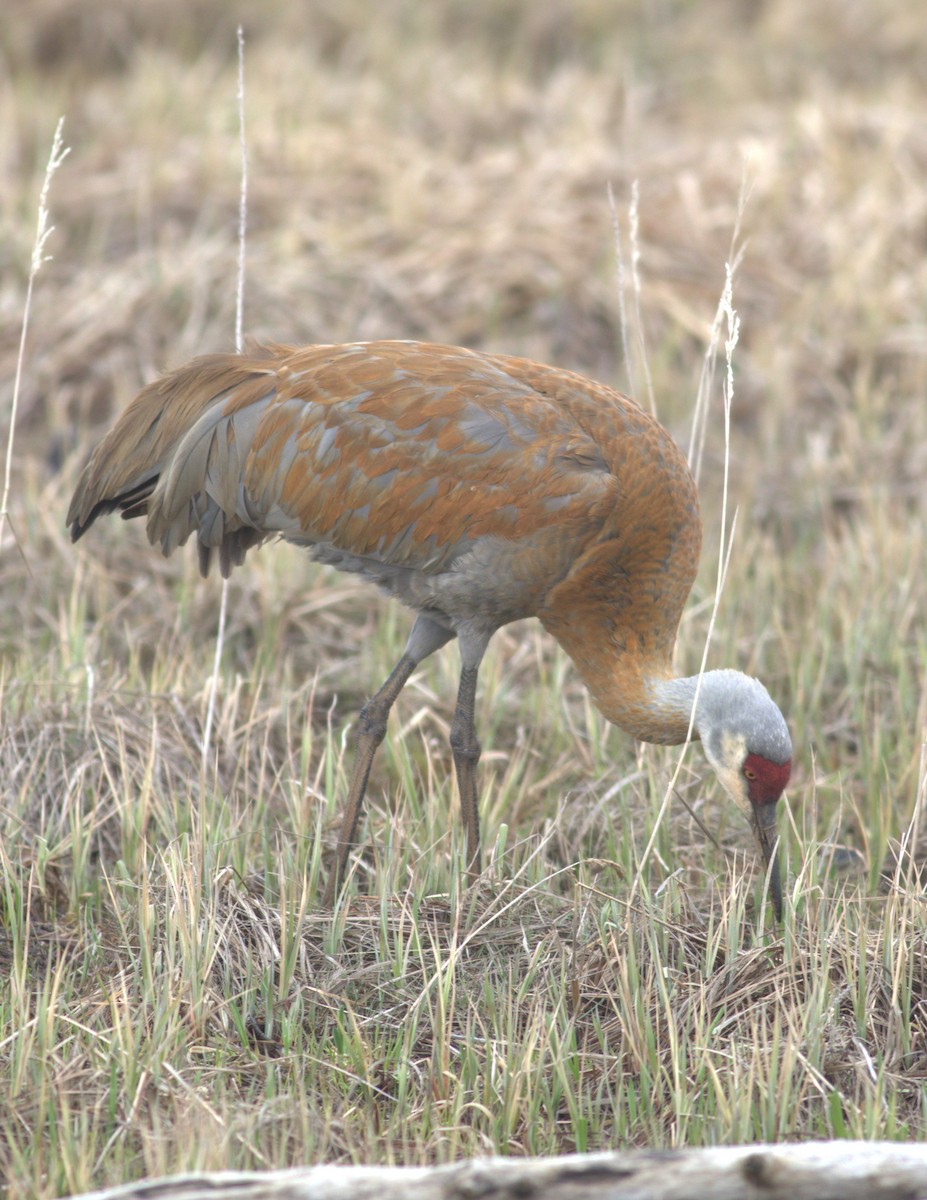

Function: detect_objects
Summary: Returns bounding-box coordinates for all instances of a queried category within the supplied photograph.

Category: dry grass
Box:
[2,0,927,1195]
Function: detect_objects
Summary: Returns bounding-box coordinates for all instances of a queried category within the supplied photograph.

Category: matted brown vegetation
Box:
[2,1,927,1196]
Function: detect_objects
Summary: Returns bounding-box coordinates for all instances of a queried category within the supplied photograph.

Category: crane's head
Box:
[694,671,792,920]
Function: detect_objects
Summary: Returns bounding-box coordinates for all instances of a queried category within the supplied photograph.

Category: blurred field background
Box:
[2,0,927,1195]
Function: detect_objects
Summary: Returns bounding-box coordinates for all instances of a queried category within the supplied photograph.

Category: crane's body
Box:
[68,340,792,912]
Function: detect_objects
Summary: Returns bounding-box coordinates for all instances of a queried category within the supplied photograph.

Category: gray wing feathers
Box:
[146,396,273,557]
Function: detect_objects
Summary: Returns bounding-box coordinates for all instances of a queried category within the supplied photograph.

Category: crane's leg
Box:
[324,614,452,904]
[450,635,489,882]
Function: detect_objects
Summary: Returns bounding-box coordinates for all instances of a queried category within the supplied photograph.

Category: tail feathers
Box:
[68,476,159,541]
[67,345,288,575]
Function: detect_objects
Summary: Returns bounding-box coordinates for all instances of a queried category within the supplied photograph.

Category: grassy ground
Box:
[2,0,927,1195]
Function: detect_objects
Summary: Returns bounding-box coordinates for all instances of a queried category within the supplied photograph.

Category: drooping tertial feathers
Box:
[67,340,792,913]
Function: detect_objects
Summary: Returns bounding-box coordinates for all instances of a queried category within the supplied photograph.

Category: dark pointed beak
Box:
[751,801,782,921]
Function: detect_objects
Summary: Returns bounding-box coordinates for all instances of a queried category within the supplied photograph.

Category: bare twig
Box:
[202,28,248,775]
[631,262,741,912]
[1,117,69,554]
[607,181,635,400]
[234,23,249,357]
[687,168,751,482]
[627,181,656,417]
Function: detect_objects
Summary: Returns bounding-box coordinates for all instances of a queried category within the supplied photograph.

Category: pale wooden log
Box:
[72,1142,927,1200]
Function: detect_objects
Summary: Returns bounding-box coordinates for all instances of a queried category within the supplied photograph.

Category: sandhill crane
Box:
[67,340,791,914]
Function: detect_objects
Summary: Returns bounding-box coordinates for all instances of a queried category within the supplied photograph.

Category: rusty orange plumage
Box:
[68,340,791,913]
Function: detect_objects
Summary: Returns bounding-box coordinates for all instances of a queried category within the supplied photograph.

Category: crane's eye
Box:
[744,767,757,781]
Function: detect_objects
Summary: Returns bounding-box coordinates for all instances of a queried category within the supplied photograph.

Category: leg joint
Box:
[357,697,390,744]
[449,721,481,765]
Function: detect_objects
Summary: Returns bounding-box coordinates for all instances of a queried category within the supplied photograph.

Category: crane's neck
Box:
[632,672,705,745]
[578,650,703,745]
[540,608,704,746]
[535,458,704,745]
[539,577,704,745]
